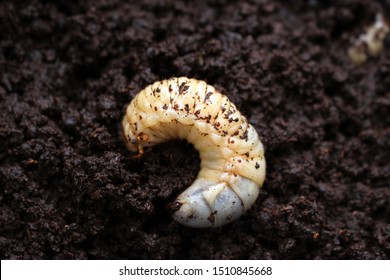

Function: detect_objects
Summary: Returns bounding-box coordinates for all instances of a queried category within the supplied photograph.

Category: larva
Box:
[122,77,266,228]
[348,14,389,65]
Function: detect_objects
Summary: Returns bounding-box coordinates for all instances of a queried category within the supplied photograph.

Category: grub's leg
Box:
[131,144,144,159]
[131,133,148,159]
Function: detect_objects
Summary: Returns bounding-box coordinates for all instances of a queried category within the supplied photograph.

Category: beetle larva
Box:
[348,14,389,65]
[122,77,266,228]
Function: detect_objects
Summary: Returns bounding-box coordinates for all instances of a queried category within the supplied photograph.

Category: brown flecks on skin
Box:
[238,159,242,163]
[240,130,248,141]
[169,84,173,92]
[233,130,239,136]
[244,152,250,157]
[200,114,211,123]
[179,82,189,95]
[255,162,260,169]
[187,213,195,221]
[154,106,157,111]
[163,104,168,110]
[213,111,220,120]
[204,91,213,102]
[139,115,143,120]
[184,104,189,112]
[156,88,160,93]
[173,104,179,110]
[221,106,226,113]
[195,110,201,117]
[207,211,217,224]
[224,109,233,119]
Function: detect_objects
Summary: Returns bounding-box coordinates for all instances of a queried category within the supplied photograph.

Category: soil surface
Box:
[1,0,389,259]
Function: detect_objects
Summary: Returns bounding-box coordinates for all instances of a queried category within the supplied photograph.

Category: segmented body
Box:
[122,77,266,228]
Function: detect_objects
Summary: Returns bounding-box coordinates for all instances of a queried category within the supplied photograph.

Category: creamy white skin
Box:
[122,77,266,228]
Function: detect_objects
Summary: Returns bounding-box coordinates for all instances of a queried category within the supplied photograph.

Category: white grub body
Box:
[122,77,266,228]
[348,14,389,65]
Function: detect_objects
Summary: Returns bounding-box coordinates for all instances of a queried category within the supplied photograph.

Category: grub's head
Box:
[121,116,150,154]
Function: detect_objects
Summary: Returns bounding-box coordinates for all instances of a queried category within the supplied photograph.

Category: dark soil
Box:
[1,0,389,260]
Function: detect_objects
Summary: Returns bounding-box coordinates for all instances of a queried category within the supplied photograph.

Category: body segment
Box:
[122,77,266,228]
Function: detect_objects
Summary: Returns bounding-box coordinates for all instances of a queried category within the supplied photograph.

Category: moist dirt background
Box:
[0,0,389,259]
